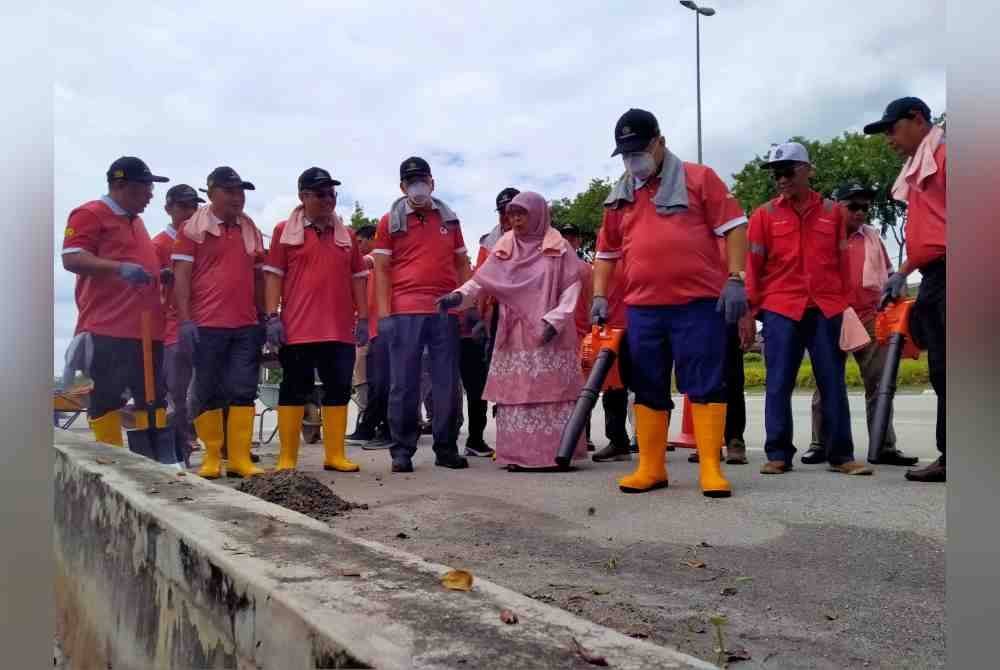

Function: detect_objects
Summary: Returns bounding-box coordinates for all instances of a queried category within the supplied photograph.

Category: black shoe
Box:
[869,449,920,466]
[435,453,469,469]
[464,439,495,458]
[592,442,631,462]
[362,436,393,450]
[391,457,414,473]
[586,440,597,452]
[905,457,946,482]
[346,429,375,445]
[250,452,260,463]
[801,446,827,464]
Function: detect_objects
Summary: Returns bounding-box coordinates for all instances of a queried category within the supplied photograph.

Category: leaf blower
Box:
[868,297,923,464]
[556,326,626,470]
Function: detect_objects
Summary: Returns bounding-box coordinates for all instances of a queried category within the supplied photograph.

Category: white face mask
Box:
[623,152,658,181]
[405,181,432,207]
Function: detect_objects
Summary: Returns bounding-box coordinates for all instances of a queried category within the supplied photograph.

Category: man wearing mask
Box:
[864,97,946,483]
[62,156,169,447]
[263,168,370,473]
[593,108,747,497]
[373,157,470,473]
[152,184,205,461]
[805,182,918,467]
[746,143,871,476]
[172,167,266,479]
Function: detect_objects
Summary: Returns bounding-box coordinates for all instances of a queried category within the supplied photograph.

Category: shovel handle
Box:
[141,310,155,408]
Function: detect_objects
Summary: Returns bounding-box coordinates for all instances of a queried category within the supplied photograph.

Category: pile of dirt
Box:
[236,470,366,522]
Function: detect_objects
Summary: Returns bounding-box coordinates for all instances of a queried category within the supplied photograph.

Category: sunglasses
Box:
[846,202,870,212]
[769,164,801,180]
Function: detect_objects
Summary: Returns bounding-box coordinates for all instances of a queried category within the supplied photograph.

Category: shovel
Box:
[127,309,183,469]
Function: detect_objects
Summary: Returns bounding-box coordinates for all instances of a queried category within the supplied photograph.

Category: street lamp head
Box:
[698,7,716,16]
[679,1,698,10]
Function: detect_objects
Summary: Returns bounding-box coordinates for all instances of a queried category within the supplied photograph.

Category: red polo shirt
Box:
[746,190,851,321]
[364,255,380,340]
[373,208,467,315]
[595,163,747,306]
[264,222,368,345]
[62,199,165,341]
[152,226,180,345]
[904,143,947,270]
[846,227,891,324]
[574,260,594,337]
[172,215,263,329]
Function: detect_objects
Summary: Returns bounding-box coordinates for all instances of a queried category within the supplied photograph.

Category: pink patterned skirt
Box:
[494,401,587,468]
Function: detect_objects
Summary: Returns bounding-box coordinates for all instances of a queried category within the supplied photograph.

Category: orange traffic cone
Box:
[668,395,697,449]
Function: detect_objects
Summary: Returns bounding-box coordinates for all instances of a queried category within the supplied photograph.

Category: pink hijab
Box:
[473,191,581,326]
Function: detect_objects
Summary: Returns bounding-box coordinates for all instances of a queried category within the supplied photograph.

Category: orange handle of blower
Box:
[141,310,155,407]
[874,298,921,359]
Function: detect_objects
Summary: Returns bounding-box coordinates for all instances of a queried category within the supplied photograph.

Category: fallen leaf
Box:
[726,646,752,662]
[570,638,608,666]
[734,576,753,583]
[95,457,115,465]
[176,472,187,477]
[682,559,707,569]
[699,541,712,548]
[441,569,474,591]
[824,613,839,621]
[721,587,738,597]
[500,609,518,624]
[591,588,610,596]
[338,569,363,577]
[175,496,194,502]
[396,532,409,539]
[628,631,649,639]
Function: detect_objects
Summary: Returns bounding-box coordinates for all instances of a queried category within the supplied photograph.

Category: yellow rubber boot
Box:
[226,406,263,478]
[276,405,305,471]
[132,408,168,430]
[193,409,225,479]
[322,405,359,472]
[691,402,732,498]
[89,411,123,447]
[618,405,668,493]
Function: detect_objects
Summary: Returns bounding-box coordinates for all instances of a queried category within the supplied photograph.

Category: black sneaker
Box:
[464,440,495,458]
[346,429,375,445]
[391,457,414,473]
[869,449,920,466]
[362,436,393,450]
[586,440,597,452]
[435,454,469,469]
[592,442,631,462]
[801,446,827,464]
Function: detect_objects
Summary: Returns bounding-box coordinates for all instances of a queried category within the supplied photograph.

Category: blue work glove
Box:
[716,278,749,324]
[355,318,370,346]
[541,321,558,344]
[118,262,152,286]
[178,320,200,356]
[435,291,463,316]
[265,316,286,349]
[881,272,907,308]
[590,296,608,326]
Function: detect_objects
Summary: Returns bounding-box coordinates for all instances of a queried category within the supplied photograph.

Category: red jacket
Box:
[746,191,851,321]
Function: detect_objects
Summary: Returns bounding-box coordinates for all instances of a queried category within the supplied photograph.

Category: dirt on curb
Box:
[235,470,367,523]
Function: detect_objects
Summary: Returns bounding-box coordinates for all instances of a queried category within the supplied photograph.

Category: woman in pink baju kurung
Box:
[438,192,588,470]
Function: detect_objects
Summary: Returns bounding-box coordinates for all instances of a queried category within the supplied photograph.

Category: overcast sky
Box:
[52,0,946,373]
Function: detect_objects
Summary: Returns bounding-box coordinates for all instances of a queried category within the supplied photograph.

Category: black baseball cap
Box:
[611,108,660,156]
[165,184,205,205]
[559,224,581,237]
[834,181,877,201]
[863,97,932,135]
[298,167,341,191]
[495,187,520,212]
[106,156,168,183]
[201,166,255,193]
[399,156,432,181]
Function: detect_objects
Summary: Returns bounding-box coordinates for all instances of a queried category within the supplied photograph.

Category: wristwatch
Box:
[728,272,746,282]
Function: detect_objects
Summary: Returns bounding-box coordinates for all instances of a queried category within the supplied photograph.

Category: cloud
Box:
[52,0,945,371]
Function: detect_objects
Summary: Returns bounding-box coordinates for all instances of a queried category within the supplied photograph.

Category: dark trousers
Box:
[459,337,489,443]
[387,314,460,459]
[724,324,746,443]
[89,335,166,419]
[359,335,390,434]
[761,308,853,465]
[164,343,195,444]
[278,341,355,406]
[602,388,630,446]
[192,326,261,414]
[910,260,946,459]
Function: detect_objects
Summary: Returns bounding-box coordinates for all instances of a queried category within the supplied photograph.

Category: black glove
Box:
[880,272,907,308]
[716,278,749,324]
[435,291,463,315]
[590,296,608,326]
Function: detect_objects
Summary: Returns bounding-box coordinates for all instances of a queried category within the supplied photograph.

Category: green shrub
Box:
[742,352,928,389]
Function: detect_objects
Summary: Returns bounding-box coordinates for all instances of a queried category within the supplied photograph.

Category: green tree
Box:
[549,178,613,257]
[349,201,379,230]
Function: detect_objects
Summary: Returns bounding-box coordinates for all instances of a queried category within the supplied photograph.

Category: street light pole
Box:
[679,1,715,164]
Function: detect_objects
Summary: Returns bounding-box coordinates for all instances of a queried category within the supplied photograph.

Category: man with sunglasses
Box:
[262,167,370,473]
[864,96,946,483]
[746,143,872,476]
[62,156,170,447]
[593,108,748,498]
[804,182,918,467]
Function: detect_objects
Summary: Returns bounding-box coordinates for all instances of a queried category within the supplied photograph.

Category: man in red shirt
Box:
[864,97,947,482]
[806,183,919,467]
[152,184,205,461]
[62,156,170,448]
[373,157,471,472]
[593,108,748,497]
[746,143,872,476]
[172,167,266,479]
[263,167,370,473]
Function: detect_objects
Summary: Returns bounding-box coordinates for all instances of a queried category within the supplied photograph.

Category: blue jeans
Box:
[191,325,261,414]
[626,299,727,410]
[761,309,854,465]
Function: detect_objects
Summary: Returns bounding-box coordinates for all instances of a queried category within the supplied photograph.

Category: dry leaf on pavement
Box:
[441,569,474,591]
[570,638,608,666]
[682,559,707,569]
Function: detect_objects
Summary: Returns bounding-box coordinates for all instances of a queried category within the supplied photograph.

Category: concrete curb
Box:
[54,432,717,669]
